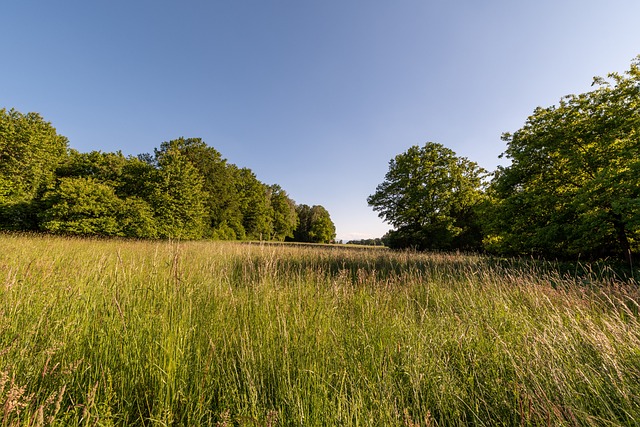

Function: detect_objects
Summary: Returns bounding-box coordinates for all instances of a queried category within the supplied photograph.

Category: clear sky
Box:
[3,1,639,241]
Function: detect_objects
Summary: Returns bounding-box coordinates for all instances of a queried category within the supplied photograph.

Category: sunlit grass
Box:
[1,233,639,426]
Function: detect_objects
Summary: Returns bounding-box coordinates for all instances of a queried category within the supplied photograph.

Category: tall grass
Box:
[1,233,639,426]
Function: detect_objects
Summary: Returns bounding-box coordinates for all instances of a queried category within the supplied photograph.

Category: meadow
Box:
[1,234,639,426]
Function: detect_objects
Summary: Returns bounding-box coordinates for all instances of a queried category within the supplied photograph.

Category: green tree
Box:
[488,58,640,262]
[56,149,158,202]
[269,184,298,241]
[292,204,312,242]
[154,138,244,239]
[118,197,158,238]
[56,150,128,188]
[293,204,336,243]
[236,168,273,240]
[0,108,68,229]
[368,142,487,250]
[40,177,124,236]
[346,238,384,246]
[309,205,336,243]
[151,145,207,239]
[119,156,158,201]
[49,150,158,238]
[40,176,158,239]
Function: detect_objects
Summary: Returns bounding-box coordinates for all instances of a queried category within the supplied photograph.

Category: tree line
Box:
[2,58,637,259]
[0,119,336,243]
[369,58,639,262]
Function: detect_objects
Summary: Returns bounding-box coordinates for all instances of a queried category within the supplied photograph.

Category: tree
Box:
[151,144,207,239]
[0,108,68,229]
[292,204,312,242]
[40,177,124,236]
[268,184,298,241]
[309,205,336,243]
[154,137,244,239]
[368,142,487,250]
[119,156,158,201]
[236,167,273,240]
[40,176,158,239]
[118,196,158,238]
[488,58,640,262]
[47,150,158,238]
[56,150,128,188]
[346,238,384,246]
[55,149,160,203]
[293,204,336,243]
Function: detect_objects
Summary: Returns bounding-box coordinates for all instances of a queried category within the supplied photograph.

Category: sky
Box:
[3,1,640,241]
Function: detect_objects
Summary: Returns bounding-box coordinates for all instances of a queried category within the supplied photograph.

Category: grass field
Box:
[1,234,639,426]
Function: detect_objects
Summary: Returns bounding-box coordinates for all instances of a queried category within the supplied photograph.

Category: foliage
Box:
[368,142,487,250]
[488,58,640,261]
[39,176,158,238]
[308,205,336,243]
[56,150,129,189]
[152,138,300,242]
[268,184,298,241]
[293,204,336,243]
[236,167,273,240]
[40,176,125,236]
[0,110,318,242]
[155,138,245,238]
[118,156,158,200]
[119,196,158,238]
[151,144,208,239]
[0,108,68,229]
[345,238,385,246]
[46,151,159,238]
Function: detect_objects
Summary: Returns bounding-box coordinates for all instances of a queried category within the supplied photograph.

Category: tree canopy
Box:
[150,144,208,239]
[3,57,639,260]
[367,58,639,261]
[269,184,298,241]
[0,117,333,243]
[0,108,68,229]
[487,58,640,261]
[368,142,487,250]
[292,204,336,244]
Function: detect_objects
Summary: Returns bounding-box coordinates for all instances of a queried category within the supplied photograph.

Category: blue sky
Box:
[3,1,639,241]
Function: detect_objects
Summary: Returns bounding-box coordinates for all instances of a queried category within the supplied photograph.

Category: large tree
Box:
[40,177,124,237]
[0,108,68,229]
[151,145,207,239]
[292,204,336,243]
[236,167,273,240]
[308,205,336,243]
[268,184,298,241]
[45,150,158,238]
[368,142,487,250]
[56,150,129,188]
[488,58,640,261]
[154,138,244,239]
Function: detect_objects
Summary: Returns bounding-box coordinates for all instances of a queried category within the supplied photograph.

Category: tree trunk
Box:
[611,213,633,265]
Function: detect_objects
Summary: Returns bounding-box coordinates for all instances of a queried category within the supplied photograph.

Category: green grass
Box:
[1,233,639,426]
